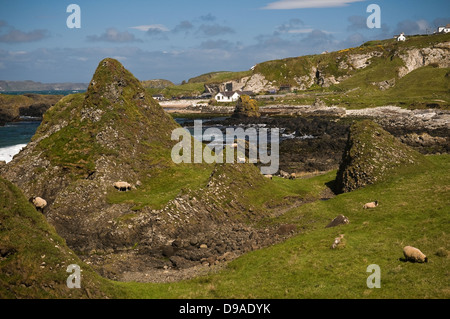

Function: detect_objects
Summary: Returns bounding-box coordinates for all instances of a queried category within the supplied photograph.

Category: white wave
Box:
[0,144,27,163]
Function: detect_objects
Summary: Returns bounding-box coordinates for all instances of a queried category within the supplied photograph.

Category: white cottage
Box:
[396,33,406,41]
[437,24,450,33]
[215,91,241,102]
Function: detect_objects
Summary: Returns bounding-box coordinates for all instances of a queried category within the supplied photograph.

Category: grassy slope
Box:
[108,154,449,299]
[2,154,448,298]
[156,33,449,109]
[0,177,121,299]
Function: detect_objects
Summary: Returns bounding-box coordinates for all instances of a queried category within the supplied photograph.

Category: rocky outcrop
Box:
[345,106,450,131]
[242,73,277,93]
[0,176,108,298]
[204,76,251,94]
[0,58,291,280]
[397,42,450,78]
[0,94,62,126]
[335,120,428,193]
[232,95,260,118]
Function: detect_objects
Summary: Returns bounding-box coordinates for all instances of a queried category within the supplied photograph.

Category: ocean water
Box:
[0,117,204,164]
[0,121,41,163]
[0,116,309,164]
[1,90,85,96]
[0,90,85,163]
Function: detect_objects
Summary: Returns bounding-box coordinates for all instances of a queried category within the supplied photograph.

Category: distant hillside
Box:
[0,80,88,92]
[141,79,174,89]
[187,71,251,84]
[153,33,450,108]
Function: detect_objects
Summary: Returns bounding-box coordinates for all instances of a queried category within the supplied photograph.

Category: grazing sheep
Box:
[403,246,428,263]
[326,215,349,228]
[279,170,290,179]
[113,181,132,191]
[363,200,378,209]
[264,174,273,179]
[29,196,47,212]
[289,173,297,180]
[331,234,345,249]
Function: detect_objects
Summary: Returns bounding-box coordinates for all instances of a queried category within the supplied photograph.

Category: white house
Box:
[215,91,241,102]
[396,33,406,41]
[437,24,450,33]
[152,94,165,101]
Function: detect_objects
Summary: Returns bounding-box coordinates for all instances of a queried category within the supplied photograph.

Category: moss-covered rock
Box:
[335,120,428,193]
[0,58,181,251]
[0,176,113,298]
[232,95,260,118]
[0,58,283,279]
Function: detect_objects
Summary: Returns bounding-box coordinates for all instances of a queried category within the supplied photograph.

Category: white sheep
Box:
[403,246,428,263]
[363,201,378,209]
[113,181,132,191]
[29,196,47,212]
[331,234,345,249]
[264,174,273,179]
[279,170,290,179]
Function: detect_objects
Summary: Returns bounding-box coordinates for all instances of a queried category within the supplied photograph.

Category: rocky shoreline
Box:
[186,104,449,174]
[0,94,63,126]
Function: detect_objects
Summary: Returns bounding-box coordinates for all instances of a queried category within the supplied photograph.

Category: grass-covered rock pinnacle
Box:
[335,120,429,193]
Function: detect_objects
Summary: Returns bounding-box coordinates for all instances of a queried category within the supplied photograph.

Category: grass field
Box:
[1,152,448,299]
[105,154,449,299]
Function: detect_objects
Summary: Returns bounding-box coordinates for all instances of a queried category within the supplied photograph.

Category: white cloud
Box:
[9,50,27,56]
[87,28,141,43]
[263,0,365,10]
[130,24,169,32]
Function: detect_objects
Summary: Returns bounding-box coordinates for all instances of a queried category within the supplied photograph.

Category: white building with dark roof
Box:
[437,24,450,33]
[214,90,254,102]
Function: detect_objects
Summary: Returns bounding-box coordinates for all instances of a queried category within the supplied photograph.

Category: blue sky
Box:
[0,0,449,84]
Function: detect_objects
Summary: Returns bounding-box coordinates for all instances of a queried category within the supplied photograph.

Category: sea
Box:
[0,90,85,163]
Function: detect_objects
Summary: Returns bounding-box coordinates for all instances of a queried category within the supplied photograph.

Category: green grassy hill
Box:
[153,33,449,109]
[1,140,448,298]
[109,154,449,299]
[0,176,118,298]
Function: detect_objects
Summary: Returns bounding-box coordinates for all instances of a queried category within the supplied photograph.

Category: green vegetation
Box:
[336,120,429,193]
[233,95,260,117]
[159,82,205,98]
[2,142,449,298]
[187,71,252,84]
[143,33,449,109]
[107,163,212,210]
[31,58,179,179]
[141,79,174,89]
[107,154,449,299]
[0,177,118,298]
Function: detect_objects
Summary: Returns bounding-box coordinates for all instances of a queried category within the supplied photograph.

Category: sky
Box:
[0,0,449,84]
